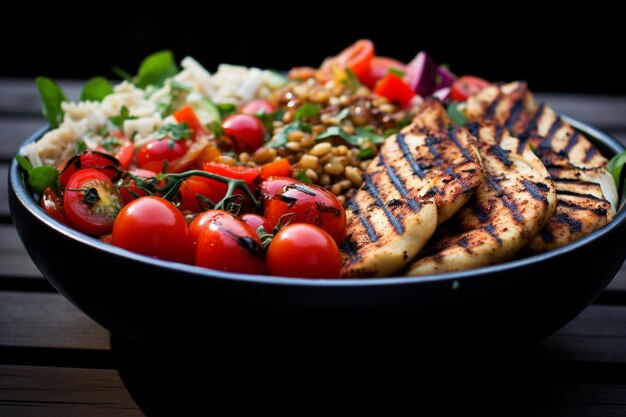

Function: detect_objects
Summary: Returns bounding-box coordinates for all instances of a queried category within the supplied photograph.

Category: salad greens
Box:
[80,77,113,102]
[15,154,59,195]
[35,77,67,129]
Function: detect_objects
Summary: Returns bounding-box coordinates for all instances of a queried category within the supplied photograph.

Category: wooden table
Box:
[2,79,626,416]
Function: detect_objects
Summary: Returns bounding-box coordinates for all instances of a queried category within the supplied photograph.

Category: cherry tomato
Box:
[450,75,491,102]
[259,158,292,180]
[95,131,134,169]
[202,163,260,185]
[222,114,266,153]
[64,169,123,235]
[58,150,121,187]
[258,176,298,209]
[187,210,220,248]
[173,104,207,137]
[137,138,189,173]
[359,56,407,89]
[287,66,317,81]
[241,213,270,232]
[317,39,375,82]
[41,187,68,225]
[240,100,275,116]
[112,196,191,263]
[179,176,226,213]
[265,183,347,244]
[267,224,340,278]
[118,169,156,205]
[194,210,266,274]
[373,73,415,108]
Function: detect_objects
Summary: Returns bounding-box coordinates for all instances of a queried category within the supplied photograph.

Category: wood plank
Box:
[0,226,42,279]
[0,118,43,160]
[0,79,81,116]
[0,292,108,350]
[0,165,8,217]
[0,365,142,417]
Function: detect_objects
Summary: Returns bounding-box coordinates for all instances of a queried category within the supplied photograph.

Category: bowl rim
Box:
[11,116,626,288]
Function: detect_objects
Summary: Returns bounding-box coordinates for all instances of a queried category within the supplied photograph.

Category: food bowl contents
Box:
[15,41,625,279]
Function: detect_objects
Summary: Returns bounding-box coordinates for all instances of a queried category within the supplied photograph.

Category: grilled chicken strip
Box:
[406,124,557,275]
[340,100,483,278]
[465,81,617,252]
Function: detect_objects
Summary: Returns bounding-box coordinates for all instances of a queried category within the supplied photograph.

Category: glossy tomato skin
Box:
[317,39,375,82]
[258,176,298,210]
[118,169,156,205]
[267,224,341,278]
[265,183,347,244]
[240,100,274,115]
[112,196,191,263]
[194,210,266,274]
[179,176,226,213]
[450,76,490,102]
[41,187,68,225]
[241,213,270,232]
[95,131,133,169]
[63,169,123,236]
[222,114,266,153]
[360,56,407,89]
[58,150,121,186]
[137,138,189,173]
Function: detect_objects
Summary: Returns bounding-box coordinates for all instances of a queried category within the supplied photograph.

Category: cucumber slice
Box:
[191,99,221,126]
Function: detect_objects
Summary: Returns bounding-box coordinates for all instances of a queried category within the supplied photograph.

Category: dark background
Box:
[3,9,623,95]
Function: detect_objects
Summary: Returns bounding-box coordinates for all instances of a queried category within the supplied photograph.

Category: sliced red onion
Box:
[431,87,451,101]
[436,66,456,89]
[404,51,437,97]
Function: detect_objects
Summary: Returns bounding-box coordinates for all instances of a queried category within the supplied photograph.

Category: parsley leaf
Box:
[295,169,313,184]
[36,76,67,129]
[109,106,137,129]
[356,147,376,160]
[154,122,192,141]
[295,103,320,121]
[267,121,311,148]
[316,126,385,147]
[447,101,468,126]
[256,108,285,133]
[217,103,236,119]
[74,140,87,154]
[80,76,113,102]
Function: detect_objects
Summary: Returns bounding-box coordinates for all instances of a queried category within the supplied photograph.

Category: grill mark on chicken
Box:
[522,179,549,203]
[339,233,360,262]
[584,146,597,163]
[485,93,502,119]
[554,212,583,233]
[346,199,378,243]
[557,199,609,216]
[489,145,513,167]
[505,100,524,131]
[447,127,474,161]
[483,224,503,245]
[552,177,598,186]
[556,189,611,204]
[396,132,426,179]
[377,152,420,211]
[472,205,489,223]
[562,131,580,155]
[522,103,545,137]
[444,165,470,193]
[485,176,524,223]
[538,116,562,150]
[425,136,443,166]
[363,173,404,234]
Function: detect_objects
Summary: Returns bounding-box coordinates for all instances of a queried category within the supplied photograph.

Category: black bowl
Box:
[9,118,626,347]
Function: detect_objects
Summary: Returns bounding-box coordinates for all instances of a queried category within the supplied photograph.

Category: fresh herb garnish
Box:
[388,68,405,78]
[217,103,236,119]
[343,68,361,93]
[316,126,385,147]
[135,50,180,88]
[295,103,321,121]
[101,136,122,153]
[267,121,312,148]
[36,76,67,129]
[15,155,59,195]
[74,140,87,154]
[356,147,376,160]
[208,121,224,136]
[256,108,285,134]
[109,106,137,129]
[447,101,468,126]
[608,150,626,189]
[336,108,350,121]
[154,122,192,143]
[296,169,313,184]
[80,77,113,102]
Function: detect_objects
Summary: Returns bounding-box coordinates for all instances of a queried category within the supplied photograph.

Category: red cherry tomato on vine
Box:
[137,138,189,173]
[240,100,275,116]
[58,150,122,187]
[112,196,191,263]
[63,169,123,236]
[222,114,266,153]
[450,76,490,102]
[241,213,270,231]
[179,176,226,213]
[194,210,266,274]
[265,183,346,244]
[267,223,341,278]
[118,169,156,205]
[41,187,68,225]
[258,176,298,209]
